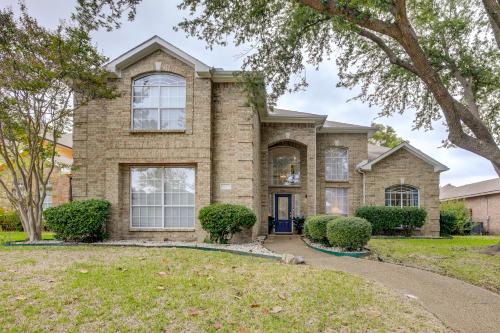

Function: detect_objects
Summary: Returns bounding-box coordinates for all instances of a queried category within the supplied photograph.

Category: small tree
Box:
[369,123,405,148]
[0,5,115,241]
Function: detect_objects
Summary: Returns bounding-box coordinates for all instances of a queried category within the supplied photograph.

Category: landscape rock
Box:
[281,253,305,265]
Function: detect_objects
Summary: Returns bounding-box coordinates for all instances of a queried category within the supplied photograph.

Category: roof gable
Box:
[105,36,211,77]
[357,142,448,173]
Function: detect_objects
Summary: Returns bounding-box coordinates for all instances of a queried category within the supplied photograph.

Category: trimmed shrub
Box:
[401,207,427,236]
[439,200,471,235]
[355,206,427,236]
[0,209,22,231]
[326,217,372,251]
[43,199,110,242]
[199,203,256,244]
[304,215,340,244]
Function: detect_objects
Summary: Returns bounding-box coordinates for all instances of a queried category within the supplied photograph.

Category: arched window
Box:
[269,147,300,186]
[325,147,348,181]
[385,185,419,207]
[132,73,186,130]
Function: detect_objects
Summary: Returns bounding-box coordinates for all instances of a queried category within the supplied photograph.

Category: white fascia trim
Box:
[357,142,449,173]
[106,36,211,77]
[261,115,327,124]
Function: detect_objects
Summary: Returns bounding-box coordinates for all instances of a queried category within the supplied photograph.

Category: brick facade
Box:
[73,39,445,240]
[316,133,367,216]
[463,194,500,234]
[363,149,441,236]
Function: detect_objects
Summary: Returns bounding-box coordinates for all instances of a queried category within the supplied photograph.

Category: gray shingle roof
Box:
[269,108,326,118]
[440,178,500,200]
[367,143,390,160]
[323,120,374,130]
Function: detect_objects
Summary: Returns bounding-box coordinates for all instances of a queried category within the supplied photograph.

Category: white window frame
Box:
[325,147,349,181]
[131,73,186,131]
[130,167,195,230]
[325,187,348,216]
[384,185,420,207]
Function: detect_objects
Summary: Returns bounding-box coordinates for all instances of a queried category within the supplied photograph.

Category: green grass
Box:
[0,231,54,243]
[0,246,448,332]
[368,236,500,293]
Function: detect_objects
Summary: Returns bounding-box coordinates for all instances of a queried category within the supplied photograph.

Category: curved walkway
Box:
[265,235,500,333]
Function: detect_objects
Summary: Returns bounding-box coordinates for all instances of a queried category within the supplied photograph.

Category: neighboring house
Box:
[72,36,448,241]
[0,133,73,211]
[440,178,500,234]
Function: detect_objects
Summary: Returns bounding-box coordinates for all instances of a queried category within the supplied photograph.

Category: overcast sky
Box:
[2,0,498,186]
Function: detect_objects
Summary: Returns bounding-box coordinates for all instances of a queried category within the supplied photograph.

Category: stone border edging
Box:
[301,238,369,258]
[3,240,282,260]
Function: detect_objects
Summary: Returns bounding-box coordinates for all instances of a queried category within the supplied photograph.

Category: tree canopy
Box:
[75,0,499,175]
[0,4,114,240]
[369,123,406,148]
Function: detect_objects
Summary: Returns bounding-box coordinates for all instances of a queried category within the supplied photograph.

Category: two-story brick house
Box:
[73,36,448,241]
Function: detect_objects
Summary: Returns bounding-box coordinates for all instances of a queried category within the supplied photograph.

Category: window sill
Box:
[129,129,186,134]
[129,228,195,232]
[325,179,350,183]
[268,185,302,188]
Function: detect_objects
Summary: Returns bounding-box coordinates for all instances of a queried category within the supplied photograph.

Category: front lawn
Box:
[0,231,54,243]
[368,236,500,293]
[0,246,448,332]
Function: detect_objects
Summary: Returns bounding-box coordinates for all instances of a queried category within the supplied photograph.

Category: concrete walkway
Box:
[265,235,500,333]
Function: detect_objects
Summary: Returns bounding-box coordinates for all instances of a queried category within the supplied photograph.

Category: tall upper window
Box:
[132,74,186,130]
[131,167,195,229]
[325,148,348,181]
[269,147,300,186]
[385,185,419,207]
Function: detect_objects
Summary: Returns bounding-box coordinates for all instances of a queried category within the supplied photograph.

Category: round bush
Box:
[43,199,110,242]
[304,215,340,244]
[0,209,22,231]
[326,217,372,251]
[198,203,256,244]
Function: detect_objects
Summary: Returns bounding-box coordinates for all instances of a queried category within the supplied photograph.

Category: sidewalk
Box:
[265,235,500,333]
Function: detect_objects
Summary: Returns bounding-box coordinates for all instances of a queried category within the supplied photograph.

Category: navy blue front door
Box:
[274,194,292,233]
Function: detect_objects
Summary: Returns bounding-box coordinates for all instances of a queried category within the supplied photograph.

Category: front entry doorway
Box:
[274,193,292,233]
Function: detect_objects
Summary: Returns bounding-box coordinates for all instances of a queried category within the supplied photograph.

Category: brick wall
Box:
[316,133,368,215]
[0,167,70,210]
[211,82,261,242]
[464,193,500,234]
[73,50,214,241]
[260,123,317,235]
[364,148,440,236]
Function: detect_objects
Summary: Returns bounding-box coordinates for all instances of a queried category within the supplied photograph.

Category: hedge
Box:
[0,209,22,231]
[326,217,372,251]
[439,200,471,235]
[198,203,256,244]
[43,199,110,242]
[355,206,427,236]
[304,215,340,244]
[439,211,456,236]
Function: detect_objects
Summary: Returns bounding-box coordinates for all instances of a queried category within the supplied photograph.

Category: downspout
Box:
[358,169,366,205]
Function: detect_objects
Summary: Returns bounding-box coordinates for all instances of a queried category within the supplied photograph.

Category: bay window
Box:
[131,167,195,229]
